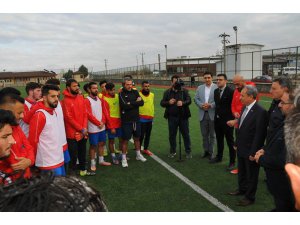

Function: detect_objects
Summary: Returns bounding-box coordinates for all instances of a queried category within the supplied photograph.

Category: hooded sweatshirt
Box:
[0,125,35,181]
[61,89,88,139]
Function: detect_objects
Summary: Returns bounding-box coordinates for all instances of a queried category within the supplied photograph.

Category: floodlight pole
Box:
[219,32,230,74]
[233,26,238,75]
[165,44,168,77]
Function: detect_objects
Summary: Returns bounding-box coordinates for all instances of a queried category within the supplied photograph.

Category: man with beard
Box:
[28,85,65,176]
[119,78,146,168]
[20,82,42,137]
[85,82,110,172]
[0,109,17,185]
[231,75,257,119]
[45,78,70,172]
[161,75,192,159]
[0,89,35,181]
[139,81,154,156]
[61,79,89,176]
[23,79,71,173]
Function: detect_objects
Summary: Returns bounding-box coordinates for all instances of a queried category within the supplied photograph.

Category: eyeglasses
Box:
[280,101,293,105]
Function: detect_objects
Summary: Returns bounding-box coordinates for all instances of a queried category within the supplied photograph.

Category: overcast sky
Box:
[1,13,300,73]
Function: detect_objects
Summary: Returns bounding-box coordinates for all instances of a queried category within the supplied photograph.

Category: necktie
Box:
[239,106,248,128]
[219,88,223,98]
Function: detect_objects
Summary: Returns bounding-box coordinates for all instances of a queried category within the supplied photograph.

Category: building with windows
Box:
[0,71,57,87]
[72,71,86,82]
[166,56,221,77]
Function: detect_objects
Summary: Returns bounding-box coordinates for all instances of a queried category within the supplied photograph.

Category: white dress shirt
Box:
[239,100,256,127]
[204,84,212,103]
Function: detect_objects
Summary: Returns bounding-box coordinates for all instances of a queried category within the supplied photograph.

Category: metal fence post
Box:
[252,52,254,80]
[296,46,299,76]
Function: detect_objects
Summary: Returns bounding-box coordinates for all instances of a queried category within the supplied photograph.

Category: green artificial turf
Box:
[13,83,275,212]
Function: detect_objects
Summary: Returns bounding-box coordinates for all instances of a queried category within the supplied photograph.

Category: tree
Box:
[78,65,88,78]
[63,69,73,80]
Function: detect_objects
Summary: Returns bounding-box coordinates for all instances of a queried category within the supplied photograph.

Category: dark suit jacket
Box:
[214,86,234,121]
[258,123,286,170]
[236,102,268,158]
[160,88,191,119]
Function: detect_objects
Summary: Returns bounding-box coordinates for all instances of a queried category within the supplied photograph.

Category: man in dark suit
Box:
[254,79,295,212]
[227,85,268,206]
[210,74,235,169]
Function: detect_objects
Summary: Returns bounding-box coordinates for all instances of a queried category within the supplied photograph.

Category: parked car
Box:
[152,70,161,76]
[281,67,300,76]
[251,75,272,83]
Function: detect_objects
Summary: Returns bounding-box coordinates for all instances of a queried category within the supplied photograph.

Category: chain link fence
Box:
[90,46,300,83]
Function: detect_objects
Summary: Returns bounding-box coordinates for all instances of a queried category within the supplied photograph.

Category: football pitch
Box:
[16,84,274,212]
[82,85,273,212]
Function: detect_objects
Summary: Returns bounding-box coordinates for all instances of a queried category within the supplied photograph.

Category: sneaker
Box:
[99,161,112,166]
[201,152,210,158]
[112,157,119,165]
[114,149,122,154]
[118,154,130,161]
[186,153,192,159]
[103,148,108,156]
[168,152,176,158]
[209,157,222,164]
[117,154,123,160]
[90,165,97,171]
[80,170,96,176]
[136,154,147,162]
[91,160,96,171]
[230,169,238,174]
[122,159,128,168]
[79,170,86,176]
[142,149,153,156]
[227,163,235,171]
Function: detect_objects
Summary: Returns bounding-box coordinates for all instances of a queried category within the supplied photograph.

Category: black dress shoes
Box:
[236,198,254,206]
[228,190,245,196]
[209,157,222,164]
[202,152,210,158]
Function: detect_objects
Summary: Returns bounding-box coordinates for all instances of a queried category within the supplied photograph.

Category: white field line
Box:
[130,139,234,212]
